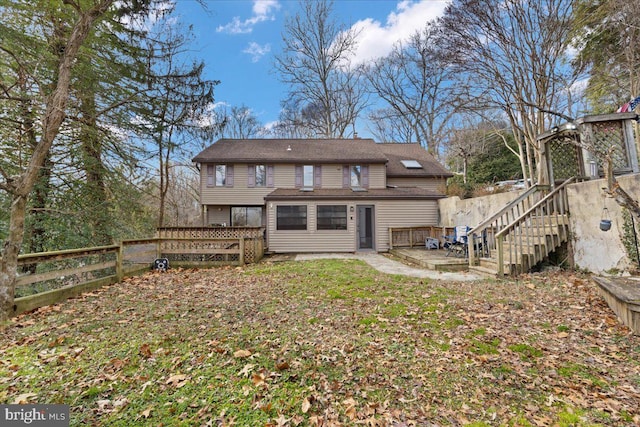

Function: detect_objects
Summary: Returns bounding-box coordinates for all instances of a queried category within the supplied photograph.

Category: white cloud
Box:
[216,0,281,34]
[349,0,449,65]
[243,42,271,62]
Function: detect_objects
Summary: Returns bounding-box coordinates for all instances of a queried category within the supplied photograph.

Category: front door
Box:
[356,205,375,250]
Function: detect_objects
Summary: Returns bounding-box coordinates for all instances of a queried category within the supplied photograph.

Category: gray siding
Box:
[267,201,356,253]
[374,200,439,251]
[368,164,386,188]
[200,162,388,206]
[267,199,439,253]
[207,206,230,226]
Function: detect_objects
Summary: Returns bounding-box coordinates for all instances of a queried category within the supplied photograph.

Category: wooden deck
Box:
[389,248,469,272]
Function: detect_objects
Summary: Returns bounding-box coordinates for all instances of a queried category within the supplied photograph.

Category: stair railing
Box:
[494,177,575,275]
[467,185,550,267]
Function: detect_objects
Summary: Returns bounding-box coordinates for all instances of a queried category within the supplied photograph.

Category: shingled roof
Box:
[378,143,453,178]
[192,138,388,164]
[192,139,453,178]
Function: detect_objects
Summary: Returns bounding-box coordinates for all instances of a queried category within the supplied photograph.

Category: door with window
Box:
[356,205,375,250]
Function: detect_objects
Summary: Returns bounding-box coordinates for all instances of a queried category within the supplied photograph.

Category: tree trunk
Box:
[0,195,27,322]
[21,157,54,274]
[80,90,112,245]
[0,0,115,322]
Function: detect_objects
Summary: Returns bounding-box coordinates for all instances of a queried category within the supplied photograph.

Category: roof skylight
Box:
[401,160,422,169]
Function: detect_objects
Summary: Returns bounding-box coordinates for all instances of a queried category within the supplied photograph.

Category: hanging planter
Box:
[600,206,611,232]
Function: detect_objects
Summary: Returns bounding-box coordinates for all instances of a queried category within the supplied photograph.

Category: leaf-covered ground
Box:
[1,259,639,426]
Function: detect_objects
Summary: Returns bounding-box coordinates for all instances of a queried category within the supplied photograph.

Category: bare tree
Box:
[438,0,576,185]
[215,104,265,139]
[366,108,416,143]
[134,20,218,228]
[363,23,459,155]
[273,0,367,138]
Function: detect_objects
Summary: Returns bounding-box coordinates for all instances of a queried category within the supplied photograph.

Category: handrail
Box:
[494,177,575,275]
[470,185,544,233]
[495,177,575,240]
[467,184,550,266]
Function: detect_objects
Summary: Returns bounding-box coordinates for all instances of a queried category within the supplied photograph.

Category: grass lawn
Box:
[1,259,639,426]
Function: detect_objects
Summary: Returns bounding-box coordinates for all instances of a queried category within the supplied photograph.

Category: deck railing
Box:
[388,226,454,249]
[11,227,265,317]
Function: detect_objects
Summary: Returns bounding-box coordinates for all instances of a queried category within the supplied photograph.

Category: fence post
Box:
[239,238,245,265]
[116,242,124,281]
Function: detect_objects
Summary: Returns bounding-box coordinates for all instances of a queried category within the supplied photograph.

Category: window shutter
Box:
[362,165,369,188]
[207,165,214,186]
[342,165,349,188]
[314,165,322,188]
[226,165,234,187]
[267,165,274,187]
[247,164,255,188]
[295,165,302,188]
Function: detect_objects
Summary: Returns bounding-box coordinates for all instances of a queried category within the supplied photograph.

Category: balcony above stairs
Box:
[467,178,575,276]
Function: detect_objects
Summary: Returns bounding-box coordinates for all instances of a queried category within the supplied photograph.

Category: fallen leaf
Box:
[139,343,152,358]
[234,349,252,358]
[276,359,290,371]
[251,372,266,387]
[166,374,189,388]
[239,363,254,377]
[301,398,311,414]
[343,397,357,420]
[140,407,153,418]
[13,393,37,404]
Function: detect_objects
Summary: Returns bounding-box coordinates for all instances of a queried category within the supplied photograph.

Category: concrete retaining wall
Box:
[438,189,526,228]
[437,173,640,274]
[567,173,640,274]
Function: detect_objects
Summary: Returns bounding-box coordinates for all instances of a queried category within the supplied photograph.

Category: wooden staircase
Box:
[468,178,574,276]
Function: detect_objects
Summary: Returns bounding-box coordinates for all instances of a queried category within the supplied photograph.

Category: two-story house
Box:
[192,138,452,253]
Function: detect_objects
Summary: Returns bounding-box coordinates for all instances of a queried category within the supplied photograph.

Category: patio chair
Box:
[443,225,470,258]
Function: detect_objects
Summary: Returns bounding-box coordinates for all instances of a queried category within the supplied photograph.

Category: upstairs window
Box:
[303,165,314,188]
[295,165,321,189]
[350,165,361,187]
[207,164,233,187]
[248,164,273,188]
[343,165,368,188]
[255,165,266,187]
[216,165,226,186]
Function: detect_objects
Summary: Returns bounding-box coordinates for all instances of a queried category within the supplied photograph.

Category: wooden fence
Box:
[388,226,454,249]
[11,228,265,317]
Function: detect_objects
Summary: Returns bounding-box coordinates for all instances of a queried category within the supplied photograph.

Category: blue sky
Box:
[173,0,449,136]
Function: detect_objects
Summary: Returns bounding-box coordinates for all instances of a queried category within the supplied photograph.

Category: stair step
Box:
[468,265,501,277]
[479,257,514,275]
[528,214,569,225]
